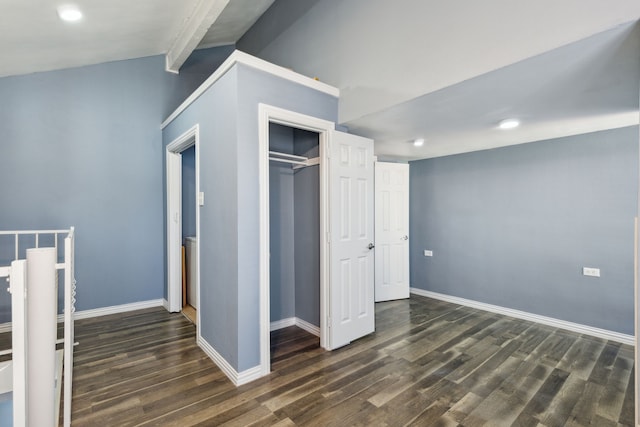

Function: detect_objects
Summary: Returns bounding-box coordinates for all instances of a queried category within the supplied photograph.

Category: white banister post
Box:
[26,248,57,427]
[10,259,28,427]
[63,231,74,427]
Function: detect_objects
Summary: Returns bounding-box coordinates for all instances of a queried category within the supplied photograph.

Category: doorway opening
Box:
[166,124,200,328]
[258,104,335,377]
[181,145,197,324]
[268,122,321,363]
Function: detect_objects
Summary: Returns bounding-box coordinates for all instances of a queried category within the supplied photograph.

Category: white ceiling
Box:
[0,0,272,78]
[1,0,638,161]
[347,21,640,160]
[251,0,640,160]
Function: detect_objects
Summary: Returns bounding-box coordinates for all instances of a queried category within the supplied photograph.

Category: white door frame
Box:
[166,124,200,320]
[258,104,335,377]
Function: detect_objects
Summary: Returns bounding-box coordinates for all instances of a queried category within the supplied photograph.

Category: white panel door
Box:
[374,162,410,302]
[329,131,375,349]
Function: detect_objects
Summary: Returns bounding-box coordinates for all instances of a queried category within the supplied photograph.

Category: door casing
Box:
[258,104,334,377]
[166,125,200,328]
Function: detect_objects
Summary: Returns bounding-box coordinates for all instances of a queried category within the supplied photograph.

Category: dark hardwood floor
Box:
[1,295,635,426]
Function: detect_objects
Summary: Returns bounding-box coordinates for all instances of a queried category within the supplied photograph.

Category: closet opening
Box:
[268,122,321,365]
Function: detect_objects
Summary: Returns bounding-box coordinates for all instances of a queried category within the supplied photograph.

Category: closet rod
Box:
[269,157,308,166]
[268,151,307,161]
[292,157,320,170]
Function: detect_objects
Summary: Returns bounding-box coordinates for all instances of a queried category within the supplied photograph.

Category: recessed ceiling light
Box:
[57,5,83,22]
[498,119,520,130]
[413,138,425,147]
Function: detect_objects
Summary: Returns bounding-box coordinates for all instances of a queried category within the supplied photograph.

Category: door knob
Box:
[368,243,375,250]
[402,235,408,240]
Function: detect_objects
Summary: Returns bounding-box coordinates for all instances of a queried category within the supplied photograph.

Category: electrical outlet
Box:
[582,267,600,277]
[424,250,433,257]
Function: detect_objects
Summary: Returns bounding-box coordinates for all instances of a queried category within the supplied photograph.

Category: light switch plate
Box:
[582,267,600,277]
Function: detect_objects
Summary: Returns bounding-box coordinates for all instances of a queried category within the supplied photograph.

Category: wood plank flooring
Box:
[1,295,635,426]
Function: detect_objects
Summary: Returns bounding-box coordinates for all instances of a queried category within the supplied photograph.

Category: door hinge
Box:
[326,232,331,243]
[326,317,331,328]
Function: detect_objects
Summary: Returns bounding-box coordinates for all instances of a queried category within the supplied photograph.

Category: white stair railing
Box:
[0,227,75,427]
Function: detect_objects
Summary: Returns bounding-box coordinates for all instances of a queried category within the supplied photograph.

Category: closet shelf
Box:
[269,150,319,170]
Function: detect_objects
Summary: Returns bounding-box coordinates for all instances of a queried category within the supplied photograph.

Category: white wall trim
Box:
[295,318,321,337]
[0,299,166,333]
[71,299,166,321]
[411,288,635,346]
[197,335,239,385]
[0,322,11,334]
[161,50,340,129]
[166,124,200,314]
[196,335,264,386]
[270,317,321,337]
[258,103,335,381]
[270,318,296,331]
[236,365,265,386]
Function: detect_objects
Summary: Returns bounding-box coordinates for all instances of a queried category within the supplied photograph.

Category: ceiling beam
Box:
[165,0,231,74]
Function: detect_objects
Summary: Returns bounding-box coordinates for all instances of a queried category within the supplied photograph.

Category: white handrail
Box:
[0,229,71,235]
[1,227,75,427]
[10,260,27,427]
[62,229,75,427]
[1,228,72,260]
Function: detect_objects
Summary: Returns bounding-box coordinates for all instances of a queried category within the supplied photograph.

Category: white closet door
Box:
[328,131,375,349]
[374,162,410,302]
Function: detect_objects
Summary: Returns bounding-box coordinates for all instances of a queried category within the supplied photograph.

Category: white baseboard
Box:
[71,299,165,320]
[270,317,320,337]
[270,318,296,331]
[0,299,165,333]
[410,288,635,346]
[295,318,321,337]
[196,334,265,386]
[200,316,322,386]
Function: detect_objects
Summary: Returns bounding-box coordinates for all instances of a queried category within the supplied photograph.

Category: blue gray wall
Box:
[293,129,320,326]
[0,46,233,323]
[268,124,321,327]
[237,0,322,56]
[235,64,336,370]
[182,145,197,238]
[167,45,236,118]
[163,67,240,369]
[164,61,337,372]
[269,124,296,322]
[410,126,638,335]
[0,55,169,319]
